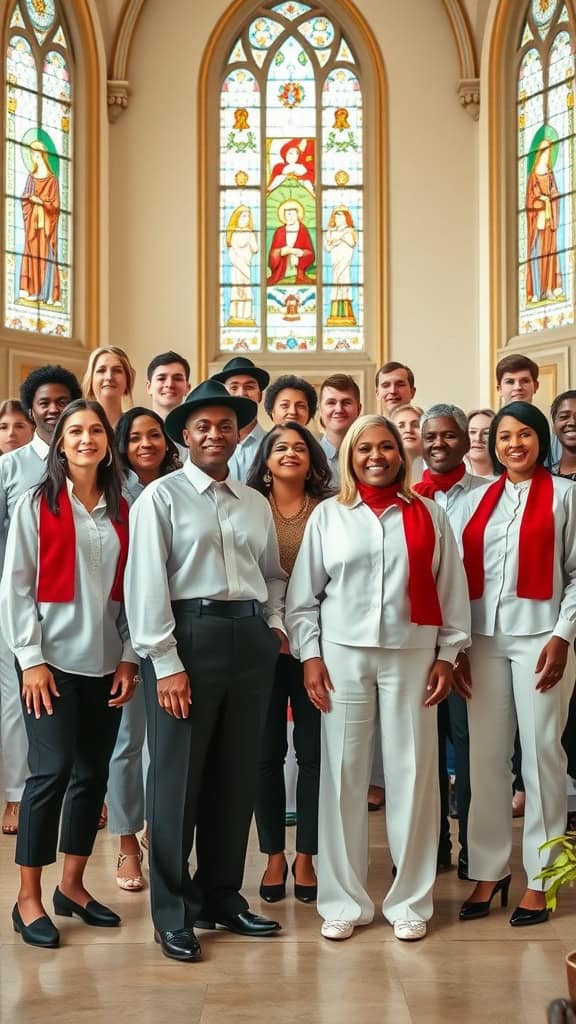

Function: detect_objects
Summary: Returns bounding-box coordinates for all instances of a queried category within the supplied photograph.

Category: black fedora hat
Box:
[165,380,257,445]
[211,356,270,391]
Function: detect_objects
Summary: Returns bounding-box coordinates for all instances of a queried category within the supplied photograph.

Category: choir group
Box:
[0,346,575,961]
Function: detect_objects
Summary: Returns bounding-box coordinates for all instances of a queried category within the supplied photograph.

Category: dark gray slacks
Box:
[15,667,120,867]
[144,608,281,932]
[438,690,470,859]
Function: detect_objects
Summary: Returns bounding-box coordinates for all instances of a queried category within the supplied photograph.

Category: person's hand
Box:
[22,664,60,718]
[535,636,569,693]
[157,671,192,718]
[109,662,139,708]
[424,659,454,707]
[303,657,333,713]
[272,628,290,654]
[452,652,472,700]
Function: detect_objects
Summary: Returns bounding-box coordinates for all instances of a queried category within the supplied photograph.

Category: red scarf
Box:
[414,463,466,499]
[37,485,129,603]
[356,482,443,626]
[462,464,554,600]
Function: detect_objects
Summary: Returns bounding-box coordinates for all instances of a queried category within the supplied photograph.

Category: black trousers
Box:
[438,691,470,860]
[255,653,320,855]
[15,667,120,868]
[144,606,280,932]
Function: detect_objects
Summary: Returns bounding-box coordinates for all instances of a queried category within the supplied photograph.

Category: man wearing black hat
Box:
[211,357,270,482]
[125,380,287,963]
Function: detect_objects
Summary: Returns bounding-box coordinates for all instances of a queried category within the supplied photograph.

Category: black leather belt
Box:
[172,598,262,619]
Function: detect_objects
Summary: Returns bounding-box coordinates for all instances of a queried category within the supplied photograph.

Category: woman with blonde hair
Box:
[82,347,135,429]
[286,414,470,942]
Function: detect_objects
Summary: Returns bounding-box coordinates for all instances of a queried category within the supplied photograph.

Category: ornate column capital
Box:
[458,78,480,121]
[107,80,130,123]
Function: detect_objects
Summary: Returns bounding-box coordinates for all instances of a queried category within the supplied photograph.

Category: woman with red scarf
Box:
[0,399,138,949]
[459,401,576,927]
[285,414,470,942]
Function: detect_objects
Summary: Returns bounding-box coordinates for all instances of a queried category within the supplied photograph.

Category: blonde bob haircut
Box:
[337,413,413,505]
[82,346,136,405]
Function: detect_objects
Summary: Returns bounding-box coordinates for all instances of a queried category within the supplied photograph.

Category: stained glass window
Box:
[517,0,575,334]
[219,2,364,354]
[4,0,73,337]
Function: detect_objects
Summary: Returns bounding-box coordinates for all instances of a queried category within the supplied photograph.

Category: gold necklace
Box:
[270,492,311,523]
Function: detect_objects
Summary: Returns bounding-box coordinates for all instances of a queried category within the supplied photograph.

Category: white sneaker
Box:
[321,919,355,940]
[393,919,427,941]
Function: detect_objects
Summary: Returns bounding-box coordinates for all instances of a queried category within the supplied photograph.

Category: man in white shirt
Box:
[211,357,270,482]
[146,351,191,464]
[318,373,361,488]
[125,379,287,963]
[416,402,485,881]
[0,364,82,836]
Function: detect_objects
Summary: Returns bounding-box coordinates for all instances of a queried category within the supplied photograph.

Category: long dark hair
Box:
[488,400,550,475]
[37,399,125,521]
[115,407,181,478]
[247,421,333,498]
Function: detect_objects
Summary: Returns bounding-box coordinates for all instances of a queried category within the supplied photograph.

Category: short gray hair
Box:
[421,403,468,435]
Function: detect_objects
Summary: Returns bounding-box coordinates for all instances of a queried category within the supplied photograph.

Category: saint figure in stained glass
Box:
[225,204,259,325]
[267,138,315,194]
[267,198,316,284]
[526,131,563,303]
[325,204,356,325]
[19,136,60,304]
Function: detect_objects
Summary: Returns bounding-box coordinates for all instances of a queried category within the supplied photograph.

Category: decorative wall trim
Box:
[107,0,146,122]
[442,0,480,119]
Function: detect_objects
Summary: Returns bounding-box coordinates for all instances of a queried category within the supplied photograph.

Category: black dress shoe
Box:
[291,862,317,903]
[154,928,202,961]
[259,862,288,903]
[459,875,511,921]
[53,887,121,927]
[12,904,59,948]
[195,910,281,935]
[509,905,550,927]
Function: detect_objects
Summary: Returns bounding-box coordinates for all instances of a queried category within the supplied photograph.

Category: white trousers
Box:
[318,643,439,925]
[107,682,148,835]
[0,631,28,801]
[468,631,572,888]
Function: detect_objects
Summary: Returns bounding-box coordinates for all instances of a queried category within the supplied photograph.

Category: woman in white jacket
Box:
[286,414,470,942]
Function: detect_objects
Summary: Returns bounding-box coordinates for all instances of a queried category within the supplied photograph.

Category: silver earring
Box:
[263,469,272,487]
[105,449,113,468]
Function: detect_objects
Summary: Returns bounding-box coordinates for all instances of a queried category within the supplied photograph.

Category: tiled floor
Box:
[1,814,574,1023]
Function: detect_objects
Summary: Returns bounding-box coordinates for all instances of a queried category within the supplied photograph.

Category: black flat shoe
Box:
[509,905,549,927]
[194,910,281,935]
[53,887,121,927]
[459,875,511,921]
[12,904,59,948]
[291,861,317,903]
[259,862,288,903]
[154,927,202,961]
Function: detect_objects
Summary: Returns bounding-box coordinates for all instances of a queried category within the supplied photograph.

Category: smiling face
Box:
[495,415,540,481]
[391,407,421,455]
[319,386,360,443]
[31,383,73,442]
[59,409,108,471]
[375,368,415,414]
[497,370,538,404]
[127,414,168,481]
[224,374,262,403]
[271,388,310,426]
[421,416,469,474]
[92,352,129,403]
[182,404,238,480]
[266,428,310,489]
[146,362,190,416]
[553,397,576,454]
[351,424,403,488]
[0,410,34,454]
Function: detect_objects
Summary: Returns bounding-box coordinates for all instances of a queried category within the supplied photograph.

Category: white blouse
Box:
[0,479,136,675]
[426,471,487,550]
[285,493,470,664]
[463,474,576,640]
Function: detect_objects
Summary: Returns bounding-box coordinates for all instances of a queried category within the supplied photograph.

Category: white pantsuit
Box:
[0,630,27,801]
[468,632,573,887]
[286,493,470,927]
[319,643,439,924]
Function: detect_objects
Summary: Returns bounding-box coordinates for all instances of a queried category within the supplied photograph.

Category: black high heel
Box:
[459,875,511,920]
[509,905,549,927]
[259,861,288,903]
[292,860,317,904]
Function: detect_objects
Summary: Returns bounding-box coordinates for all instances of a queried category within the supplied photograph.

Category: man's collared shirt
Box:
[0,433,49,566]
[227,422,266,483]
[320,436,340,488]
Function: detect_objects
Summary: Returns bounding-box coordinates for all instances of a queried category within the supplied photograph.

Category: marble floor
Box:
[1,814,574,1024]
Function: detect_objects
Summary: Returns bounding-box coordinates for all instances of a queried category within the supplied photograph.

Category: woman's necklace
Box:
[269,491,311,522]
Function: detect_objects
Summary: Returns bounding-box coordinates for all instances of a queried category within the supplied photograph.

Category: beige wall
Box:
[107,0,481,412]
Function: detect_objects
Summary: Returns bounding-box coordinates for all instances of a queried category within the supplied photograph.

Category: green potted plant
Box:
[536,831,576,1001]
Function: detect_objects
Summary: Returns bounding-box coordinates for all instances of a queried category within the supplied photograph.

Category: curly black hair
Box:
[264,374,318,423]
[247,421,333,498]
[20,364,82,414]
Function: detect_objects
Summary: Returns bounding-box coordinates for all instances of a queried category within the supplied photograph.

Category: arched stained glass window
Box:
[4,0,73,337]
[517,0,575,335]
[219,2,364,355]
